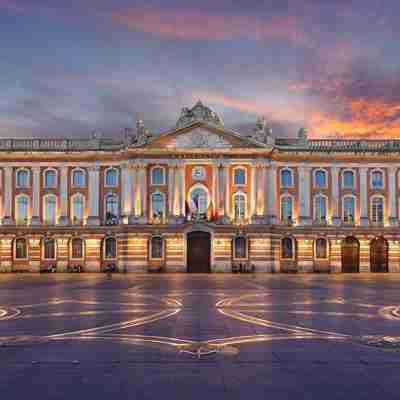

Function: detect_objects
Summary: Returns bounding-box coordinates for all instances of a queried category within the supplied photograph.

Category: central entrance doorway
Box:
[341,237,360,273]
[187,231,211,273]
[370,237,388,273]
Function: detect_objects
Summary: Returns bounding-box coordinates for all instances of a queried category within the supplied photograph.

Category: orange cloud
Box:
[195,91,400,139]
[111,7,312,47]
[311,99,400,139]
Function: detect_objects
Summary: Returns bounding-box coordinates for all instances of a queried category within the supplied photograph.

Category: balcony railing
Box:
[280,217,294,226]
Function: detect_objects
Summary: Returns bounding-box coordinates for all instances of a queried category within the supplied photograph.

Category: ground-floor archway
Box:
[370,237,388,273]
[187,231,211,273]
[341,237,360,273]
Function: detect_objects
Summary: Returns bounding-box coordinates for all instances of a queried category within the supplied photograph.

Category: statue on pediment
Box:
[125,118,152,147]
[251,116,273,145]
[176,101,224,128]
[298,127,308,144]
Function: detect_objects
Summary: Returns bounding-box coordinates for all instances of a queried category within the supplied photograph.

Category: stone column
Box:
[87,165,100,225]
[250,162,257,222]
[121,161,133,224]
[2,167,13,225]
[31,166,41,225]
[176,161,185,218]
[130,163,138,223]
[257,163,267,216]
[212,161,219,220]
[136,161,147,223]
[331,166,340,226]
[359,167,369,226]
[267,164,278,224]
[59,165,69,225]
[223,162,230,222]
[298,165,311,225]
[388,167,398,226]
[168,162,175,218]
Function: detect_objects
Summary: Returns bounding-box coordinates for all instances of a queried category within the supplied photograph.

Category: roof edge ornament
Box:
[176,101,224,129]
[125,117,153,147]
[251,116,274,145]
[297,127,308,146]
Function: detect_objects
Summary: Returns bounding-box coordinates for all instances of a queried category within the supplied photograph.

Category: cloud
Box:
[194,90,400,139]
[111,7,312,46]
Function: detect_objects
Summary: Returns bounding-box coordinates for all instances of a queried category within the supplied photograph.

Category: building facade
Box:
[0,101,399,273]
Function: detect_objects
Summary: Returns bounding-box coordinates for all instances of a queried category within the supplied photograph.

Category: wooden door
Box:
[187,231,211,273]
[341,237,360,273]
[370,238,388,273]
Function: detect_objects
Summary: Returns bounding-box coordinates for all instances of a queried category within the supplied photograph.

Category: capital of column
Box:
[87,164,101,173]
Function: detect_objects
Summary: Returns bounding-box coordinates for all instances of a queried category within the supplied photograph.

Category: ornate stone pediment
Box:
[173,128,232,149]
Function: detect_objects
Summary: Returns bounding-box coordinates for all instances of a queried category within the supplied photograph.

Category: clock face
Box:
[192,166,206,181]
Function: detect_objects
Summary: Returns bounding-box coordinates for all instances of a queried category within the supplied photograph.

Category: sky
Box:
[1,0,400,139]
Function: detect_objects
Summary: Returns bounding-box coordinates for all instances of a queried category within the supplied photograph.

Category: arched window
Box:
[371,170,384,189]
[280,195,293,222]
[105,194,118,223]
[15,238,27,259]
[371,197,384,224]
[233,168,246,185]
[234,236,247,259]
[281,169,293,188]
[234,192,246,221]
[189,185,209,214]
[43,195,57,225]
[343,196,355,223]
[343,170,354,189]
[44,169,57,188]
[315,238,328,259]
[43,238,56,259]
[105,168,118,187]
[281,237,294,259]
[104,237,117,259]
[16,169,29,188]
[72,169,85,187]
[314,170,326,188]
[314,195,327,222]
[16,195,29,225]
[71,194,84,224]
[71,238,84,259]
[151,167,165,185]
[151,192,165,221]
[150,236,163,259]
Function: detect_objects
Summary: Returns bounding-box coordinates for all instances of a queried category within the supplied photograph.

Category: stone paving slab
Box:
[1,273,400,399]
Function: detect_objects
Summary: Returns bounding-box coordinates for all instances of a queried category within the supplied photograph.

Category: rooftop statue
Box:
[252,116,274,145]
[125,118,152,147]
[176,101,224,128]
[298,127,308,144]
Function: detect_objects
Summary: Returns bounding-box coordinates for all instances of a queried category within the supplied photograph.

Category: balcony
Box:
[342,216,355,227]
[280,217,294,226]
[313,217,327,226]
[104,213,119,226]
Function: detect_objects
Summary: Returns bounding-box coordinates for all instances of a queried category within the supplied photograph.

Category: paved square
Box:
[1,273,400,399]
